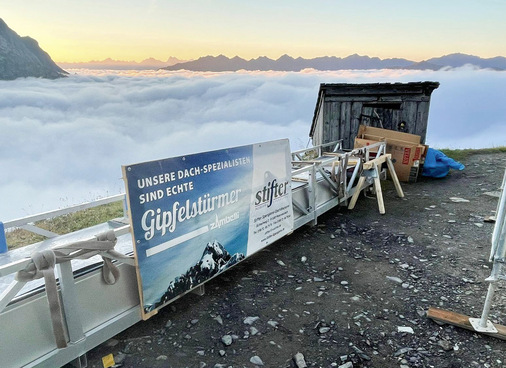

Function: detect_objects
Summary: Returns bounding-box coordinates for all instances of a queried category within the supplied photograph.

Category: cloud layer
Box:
[1,68,505,220]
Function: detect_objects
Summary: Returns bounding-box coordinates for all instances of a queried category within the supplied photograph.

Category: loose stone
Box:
[250,355,264,366]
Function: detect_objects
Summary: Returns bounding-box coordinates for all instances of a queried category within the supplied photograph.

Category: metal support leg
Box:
[69,353,88,368]
[470,281,499,333]
[57,261,85,343]
[191,284,205,296]
[308,166,317,226]
[470,260,503,333]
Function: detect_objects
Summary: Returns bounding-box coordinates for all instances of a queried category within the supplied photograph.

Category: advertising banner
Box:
[123,139,293,318]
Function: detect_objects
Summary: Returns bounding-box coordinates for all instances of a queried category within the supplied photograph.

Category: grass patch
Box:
[439,147,506,162]
[6,201,124,250]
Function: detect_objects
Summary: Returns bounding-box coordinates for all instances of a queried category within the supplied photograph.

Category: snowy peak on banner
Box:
[197,240,244,277]
[199,240,227,273]
[148,240,244,311]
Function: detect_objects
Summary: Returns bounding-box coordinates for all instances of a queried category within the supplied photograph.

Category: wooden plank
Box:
[323,101,331,144]
[377,96,404,102]
[334,102,343,145]
[340,102,352,149]
[400,101,418,136]
[326,96,378,103]
[362,154,388,170]
[373,164,385,215]
[348,176,366,210]
[351,102,362,142]
[329,102,339,143]
[314,97,325,146]
[392,109,401,131]
[427,307,506,341]
[323,85,429,96]
[386,156,404,198]
[414,100,429,143]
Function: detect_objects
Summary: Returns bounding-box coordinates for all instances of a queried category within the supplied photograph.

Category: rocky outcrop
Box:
[0,18,67,80]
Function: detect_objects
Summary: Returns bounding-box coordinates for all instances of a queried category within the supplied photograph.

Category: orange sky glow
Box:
[3,0,506,63]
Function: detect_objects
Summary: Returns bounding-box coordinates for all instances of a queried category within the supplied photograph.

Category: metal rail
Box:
[0,194,127,253]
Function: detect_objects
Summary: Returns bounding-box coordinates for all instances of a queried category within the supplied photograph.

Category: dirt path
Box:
[84,152,506,368]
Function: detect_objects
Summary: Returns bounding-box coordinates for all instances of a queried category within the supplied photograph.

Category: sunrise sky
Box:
[3,0,506,63]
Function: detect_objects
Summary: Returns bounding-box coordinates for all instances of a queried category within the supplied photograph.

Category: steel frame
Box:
[470,169,506,333]
[0,141,390,368]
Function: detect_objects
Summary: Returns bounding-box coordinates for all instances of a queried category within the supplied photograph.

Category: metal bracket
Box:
[469,318,498,333]
[191,284,205,296]
[361,169,378,178]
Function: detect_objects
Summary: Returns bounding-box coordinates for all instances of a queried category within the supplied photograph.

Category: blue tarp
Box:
[422,148,465,178]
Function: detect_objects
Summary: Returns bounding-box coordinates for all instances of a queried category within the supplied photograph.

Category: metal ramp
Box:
[0,141,401,368]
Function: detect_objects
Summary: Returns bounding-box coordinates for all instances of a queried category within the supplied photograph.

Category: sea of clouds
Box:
[1,67,505,220]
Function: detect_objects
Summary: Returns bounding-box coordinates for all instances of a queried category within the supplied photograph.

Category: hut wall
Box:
[310,82,439,149]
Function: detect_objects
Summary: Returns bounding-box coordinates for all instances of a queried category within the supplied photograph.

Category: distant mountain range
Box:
[54,53,506,72]
[57,57,189,70]
[161,53,506,72]
[2,16,505,79]
[0,18,67,80]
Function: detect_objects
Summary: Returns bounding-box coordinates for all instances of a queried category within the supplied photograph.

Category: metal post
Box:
[122,195,129,219]
[469,169,506,333]
[308,165,317,226]
[0,222,7,254]
[490,170,506,261]
[478,282,498,328]
[347,160,362,194]
[56,261,85,343]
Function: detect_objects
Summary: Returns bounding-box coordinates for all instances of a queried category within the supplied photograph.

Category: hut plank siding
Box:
[392,109,401,131]
[340,102,351,146]
[351,102,362,143]
[415,101,430,138]
[329,103,340,142]
[327,96,379,103]
[310,82,439,149]
[323,101,331,144]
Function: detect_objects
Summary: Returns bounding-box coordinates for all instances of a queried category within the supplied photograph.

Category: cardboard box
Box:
[357,125,421,144]
[386,139,426,182]
[353,137,385,152]
[354,125,427,182]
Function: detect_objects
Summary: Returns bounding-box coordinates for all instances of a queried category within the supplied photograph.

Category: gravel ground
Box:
[83,152,506,368]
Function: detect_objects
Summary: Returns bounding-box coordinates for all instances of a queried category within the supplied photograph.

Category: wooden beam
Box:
[386,156,404,198]
[373,163,385,214]
[427,307,506,341]
[348,176,366,210]
[362,154,389,170]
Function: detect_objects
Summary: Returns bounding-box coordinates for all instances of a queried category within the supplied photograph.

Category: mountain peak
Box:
[162,53,505,72]
[0,18,67,80]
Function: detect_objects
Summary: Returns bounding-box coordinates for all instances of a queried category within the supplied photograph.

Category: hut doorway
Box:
[360,102,403,131]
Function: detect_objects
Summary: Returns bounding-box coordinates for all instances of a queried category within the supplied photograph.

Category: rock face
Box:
[0,18,67,80]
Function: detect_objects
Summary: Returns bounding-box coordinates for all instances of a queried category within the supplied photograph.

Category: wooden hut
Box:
[309,82,439,149]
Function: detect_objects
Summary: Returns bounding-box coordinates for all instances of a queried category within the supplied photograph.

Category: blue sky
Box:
[3,0,506,62]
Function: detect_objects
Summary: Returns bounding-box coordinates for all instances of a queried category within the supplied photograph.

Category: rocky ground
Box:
[84,152,506,368]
